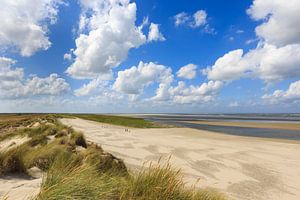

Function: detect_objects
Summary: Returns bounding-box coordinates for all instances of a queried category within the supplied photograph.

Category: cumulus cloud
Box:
[25,74,70,96]
[204,43,300,83]
[0,0,64,56]
[113,61,173,95]
[247,0,300,46]
[204,0,300,84]
[262,80,300,104]
[163,81,223,104]
[176,64,197,79]
[74,76,113,97]
[0,57,69,98]
[148,23,165,42]
[203,49,253,82]
[66,0,147,79]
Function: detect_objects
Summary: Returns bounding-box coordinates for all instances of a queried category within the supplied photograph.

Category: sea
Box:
[137,113,300,141]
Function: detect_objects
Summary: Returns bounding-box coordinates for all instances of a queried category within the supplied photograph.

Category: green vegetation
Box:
[66,114,161,128]
[0,114,226,200]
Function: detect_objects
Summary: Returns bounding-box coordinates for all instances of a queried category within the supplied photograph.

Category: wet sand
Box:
[61,118,300,200]
[183,121,300,131]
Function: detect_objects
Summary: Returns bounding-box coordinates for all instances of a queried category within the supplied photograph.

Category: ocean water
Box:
[139,114,300,141]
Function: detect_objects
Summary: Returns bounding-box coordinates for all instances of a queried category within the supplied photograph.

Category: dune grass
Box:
[65,114,160,128]
[36,156,226,200]
[0,114,226,200]
[70,132,87,148]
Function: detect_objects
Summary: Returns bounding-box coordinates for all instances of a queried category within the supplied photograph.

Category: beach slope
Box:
[61,118,300,200]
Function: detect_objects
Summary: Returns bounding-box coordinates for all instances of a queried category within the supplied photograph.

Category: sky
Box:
[0,0,300,113]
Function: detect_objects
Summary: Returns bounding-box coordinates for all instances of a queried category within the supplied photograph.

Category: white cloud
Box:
[113,61,173,95]
[0,0,64,56]
[152,80,223,104]
[0,57,24,97]
[204,44,300,83]
[74,75,113,97]
[66,0,147,79]
[247,0,300,46]
[192,10,207,27]
[262,80,300,104]
[204,0,300,84]
[148,23,165,42]
[174,10,208,28]
[203,49,252,82]
[229,101,239,107]
[24,74,70,96]
[0,57,69,98]
[64,53,72,61]
[176,64,197,79]
[169,81,223,104]
[174,12,190,27]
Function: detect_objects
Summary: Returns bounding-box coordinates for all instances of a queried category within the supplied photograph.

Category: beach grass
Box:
[0,114,226,200]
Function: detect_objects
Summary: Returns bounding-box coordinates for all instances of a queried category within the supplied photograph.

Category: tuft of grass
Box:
[84,144,128,175]
[23,138,75,171]
[121,161,226,200]
[36,157,226,200]
[36,160,120,200]
[70,132,87,148]
[27,135,48,147]
[0,145,28,175]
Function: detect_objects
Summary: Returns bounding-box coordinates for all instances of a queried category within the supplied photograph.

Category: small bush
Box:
[120,162,187,199]
[45,127,58,136]
[84,145,128,175]
[0,146,28,175]
[23,139,75,171]
[70,132,87,148]
[54,130,68,138]
[28,135,48,147]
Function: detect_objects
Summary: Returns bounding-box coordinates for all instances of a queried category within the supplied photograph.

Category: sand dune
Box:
[61,118,300,200]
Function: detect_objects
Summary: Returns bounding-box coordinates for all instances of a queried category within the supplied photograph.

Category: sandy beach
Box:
[61,118,300,200]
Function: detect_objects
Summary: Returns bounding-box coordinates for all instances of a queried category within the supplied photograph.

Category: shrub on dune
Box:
[70,132,87,148]
[0,146,28,175]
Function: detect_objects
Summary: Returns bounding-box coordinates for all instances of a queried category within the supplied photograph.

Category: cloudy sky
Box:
[0,0,300,113]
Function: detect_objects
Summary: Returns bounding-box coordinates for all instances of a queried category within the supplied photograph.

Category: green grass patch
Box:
[64,114,161,128]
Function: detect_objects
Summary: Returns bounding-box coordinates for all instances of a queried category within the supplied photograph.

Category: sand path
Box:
[61,118,300,200]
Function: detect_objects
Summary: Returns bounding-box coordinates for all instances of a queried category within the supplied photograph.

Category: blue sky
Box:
[0,0,300,113]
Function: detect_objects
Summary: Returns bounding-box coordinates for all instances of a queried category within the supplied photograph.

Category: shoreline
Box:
[182,120,300,131]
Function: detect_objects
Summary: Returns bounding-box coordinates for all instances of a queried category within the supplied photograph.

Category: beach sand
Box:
[61,118,300,200]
